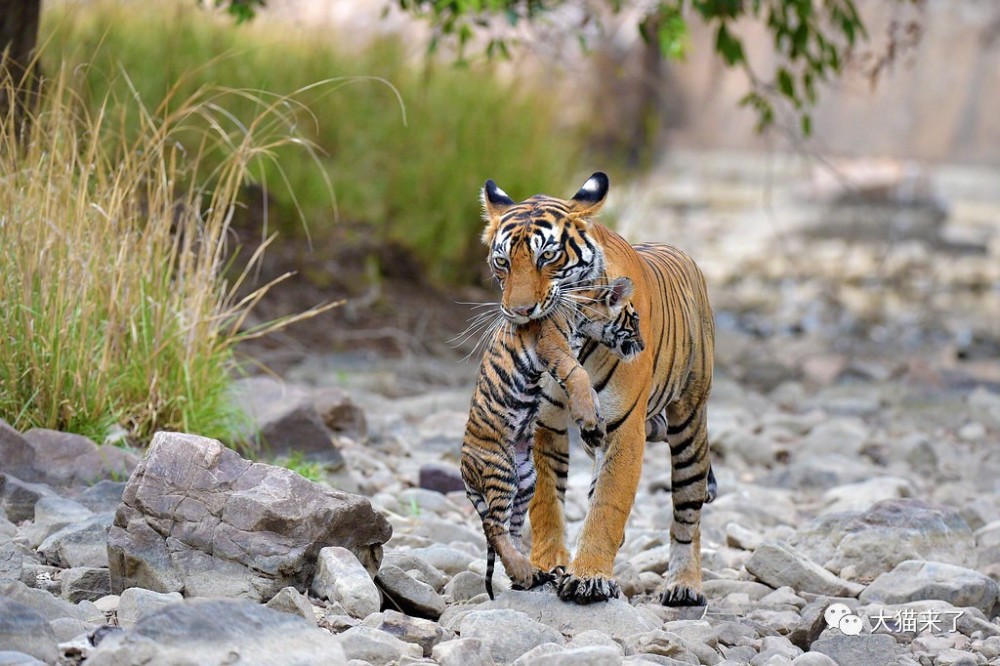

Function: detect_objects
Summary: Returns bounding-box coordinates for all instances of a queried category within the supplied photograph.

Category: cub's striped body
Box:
[461,277,643,598]
[480,173,716,606]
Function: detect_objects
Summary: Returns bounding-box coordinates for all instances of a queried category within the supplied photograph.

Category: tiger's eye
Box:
[541,250,556,260]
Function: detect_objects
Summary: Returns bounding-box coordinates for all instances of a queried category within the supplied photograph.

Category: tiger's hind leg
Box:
[463,452,535,595]
[647,409,717,504]
[528,406,572,575]
[659,398,711,607]
[509,436,554,590]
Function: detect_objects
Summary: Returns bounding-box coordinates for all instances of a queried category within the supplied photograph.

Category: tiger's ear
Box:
[568,172,609,218]
[604,276,634,310]
[482,179,516,220]
[481,179,516,244]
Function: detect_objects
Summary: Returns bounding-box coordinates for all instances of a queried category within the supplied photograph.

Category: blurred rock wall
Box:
[267,0,998,165]
[653,0,1000,165]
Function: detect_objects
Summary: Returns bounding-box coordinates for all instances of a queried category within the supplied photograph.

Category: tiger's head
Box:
[481,173,609,324]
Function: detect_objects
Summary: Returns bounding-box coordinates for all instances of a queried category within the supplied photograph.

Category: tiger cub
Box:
[462,277,644,599]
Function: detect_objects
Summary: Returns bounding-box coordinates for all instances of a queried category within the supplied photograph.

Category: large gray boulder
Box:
[0,421,39,483]
[21,429,140,486]
[85,598,347,665]
[0,421,140,490]
[788,499,976,581]
[106,431,391,601]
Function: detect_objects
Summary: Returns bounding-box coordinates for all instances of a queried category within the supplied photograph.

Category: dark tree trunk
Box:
[0,0,42,143]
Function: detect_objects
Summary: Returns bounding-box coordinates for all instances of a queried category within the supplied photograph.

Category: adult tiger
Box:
[480,172,715,606]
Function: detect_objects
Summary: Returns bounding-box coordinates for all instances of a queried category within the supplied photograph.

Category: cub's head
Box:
[576,277,645,361]
[481,173,609,324]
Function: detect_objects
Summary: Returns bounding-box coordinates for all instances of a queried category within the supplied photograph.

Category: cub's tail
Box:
[486,544,496,600]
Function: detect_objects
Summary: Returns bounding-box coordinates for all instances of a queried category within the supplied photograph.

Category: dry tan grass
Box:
[0,58,336,445]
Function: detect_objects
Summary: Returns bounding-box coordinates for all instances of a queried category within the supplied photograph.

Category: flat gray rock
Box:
[0,542,24,581]
[376,609,451,657]
[376,564,447,620]
[486,589,657,640]
[859,559,1000,616]
[38,512,113,568]
[23,497,92,548]
[85,598,347,665]
[60,567,111,603]
[76,481,127,513]
[432,638,496,666]
[311,546,380,619]
[406,545,476,576]
[788,499,976,581]
[117,588,184,628]
[525,645,621,665]
[0,652,47,666]
[745,541,863,597]
[460,608,565,664]
[0,580,93,623]
[265,586,316,623]
[0,598,59,664]
[810,633,898,666]
[337,625,423,664]
[0,475,59,523]
[382,551,449,592]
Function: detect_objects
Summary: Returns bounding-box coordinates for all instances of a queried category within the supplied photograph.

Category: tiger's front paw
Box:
[556,573,621,605]
[659,583,707,607]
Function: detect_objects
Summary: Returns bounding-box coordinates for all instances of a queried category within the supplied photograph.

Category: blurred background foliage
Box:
[41,0,584,284]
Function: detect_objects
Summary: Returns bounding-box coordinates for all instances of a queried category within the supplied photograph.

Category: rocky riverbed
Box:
[2,152,999,665]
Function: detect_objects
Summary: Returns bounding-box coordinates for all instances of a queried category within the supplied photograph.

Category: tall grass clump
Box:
[42,1,583,282]
[0,62,329,444]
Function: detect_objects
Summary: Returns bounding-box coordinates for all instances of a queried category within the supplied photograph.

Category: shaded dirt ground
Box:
[235,151,1000,396]
[232,217,490,376]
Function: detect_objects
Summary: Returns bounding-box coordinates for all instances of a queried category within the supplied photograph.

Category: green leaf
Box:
[715,23,745,66]
[803,70,816,104]
[777,68,795,99]
[801,113,812,136]
[658,13,689,61]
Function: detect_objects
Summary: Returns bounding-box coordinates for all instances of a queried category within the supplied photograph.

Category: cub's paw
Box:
[557,574,621,605]
[660,584,707,607]
[546,565,567,587]
[580,418,607,451]
[511,568,557,591]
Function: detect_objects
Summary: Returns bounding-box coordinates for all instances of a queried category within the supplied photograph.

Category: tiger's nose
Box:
[510,305,535,317]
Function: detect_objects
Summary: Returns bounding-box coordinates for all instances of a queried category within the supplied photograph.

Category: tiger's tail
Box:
[486,544,496,600]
